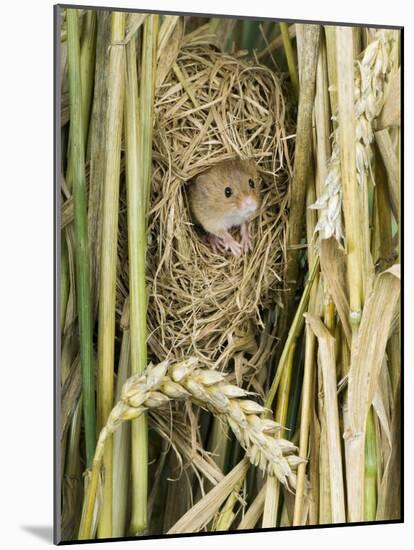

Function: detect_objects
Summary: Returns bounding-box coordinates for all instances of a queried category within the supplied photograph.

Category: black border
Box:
[54,4,404,546]
[58,519,403,546]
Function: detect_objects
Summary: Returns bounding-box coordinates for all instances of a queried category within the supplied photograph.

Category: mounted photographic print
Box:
[54,4,403,544]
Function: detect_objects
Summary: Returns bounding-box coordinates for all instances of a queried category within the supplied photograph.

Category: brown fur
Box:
[188,159,261,237]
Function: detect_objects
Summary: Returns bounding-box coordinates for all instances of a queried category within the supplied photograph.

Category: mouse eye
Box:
[249,179,255,188]
[224,187,232,198]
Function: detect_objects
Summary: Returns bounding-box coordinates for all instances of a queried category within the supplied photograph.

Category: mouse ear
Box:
[239,158,257,175]
[195,174,210,197]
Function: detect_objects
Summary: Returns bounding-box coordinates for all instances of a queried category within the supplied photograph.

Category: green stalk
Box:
[66,10,97,190]
[140,15,159,213]
[213,477,244,531]
[293,324,315,525]
[66,8,96,467]
[125,29,148,535]
[87,10,110,319]
[265,256,319,410]
[279,22,299,99]
[96,11,126,539]
[274,339,295,426]
[208,17,220,33]
[78,461,100,539]
[324,26,338,115]
[364,407,378,520]
[128,15,159,536]
[241,20,258,52]
[112,304,131,537]
[256,24,295,61]
[79,11,97,142]
[263,344,296,527]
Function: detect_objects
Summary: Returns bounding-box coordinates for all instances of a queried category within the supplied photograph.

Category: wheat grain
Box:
[310,29,397,242]
[79,358,302,538]
[95,358,301,485]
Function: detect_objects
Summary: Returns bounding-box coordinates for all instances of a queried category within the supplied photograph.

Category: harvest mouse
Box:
[188,159,261,256]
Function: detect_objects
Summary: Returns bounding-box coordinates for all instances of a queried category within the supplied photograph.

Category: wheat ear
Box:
[310,29,397,242]
[78,357,302,539]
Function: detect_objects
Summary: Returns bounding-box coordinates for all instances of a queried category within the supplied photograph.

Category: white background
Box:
[0,0,410,548]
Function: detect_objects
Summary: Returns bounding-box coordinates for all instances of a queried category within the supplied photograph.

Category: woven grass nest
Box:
[118,43,293,381]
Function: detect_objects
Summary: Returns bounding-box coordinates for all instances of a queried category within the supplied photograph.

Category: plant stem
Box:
[307,315,346,523]
[112,304,131,537]
[128,14,159,536]
[324,26,338,114]
[274,24,320,370]
[335,27,363,329]
[87,10,111,318]
[66,8,96,467]
[237,485,266,529]
[96,11,126,538]
[279,22,299,99]
[208,17,220,33]
[364,407,377,520]
[257,24,296,60]
[78,459,101,539]
[265,256,319,410]
[66,10,97,190]
[263,344,296,527]
[375,129,399,222]
[241,20,258,52]
[293,324,315,524]
[213,477,244,531]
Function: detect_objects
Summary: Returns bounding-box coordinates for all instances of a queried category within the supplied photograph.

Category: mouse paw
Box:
[221,233,242,256]
[240,223,252,252]
[207,233,226,254]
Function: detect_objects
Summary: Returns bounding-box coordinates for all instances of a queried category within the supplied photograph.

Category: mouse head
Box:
[195,158,261,221]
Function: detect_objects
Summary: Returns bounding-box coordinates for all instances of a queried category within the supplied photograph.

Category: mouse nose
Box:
[240,196,257,213]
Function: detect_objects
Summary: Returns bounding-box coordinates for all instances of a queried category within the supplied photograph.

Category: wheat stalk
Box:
[78,357,302,539]
[310,29,397,242]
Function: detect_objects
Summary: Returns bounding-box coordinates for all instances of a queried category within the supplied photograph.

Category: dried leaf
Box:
[168,459,250,533]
